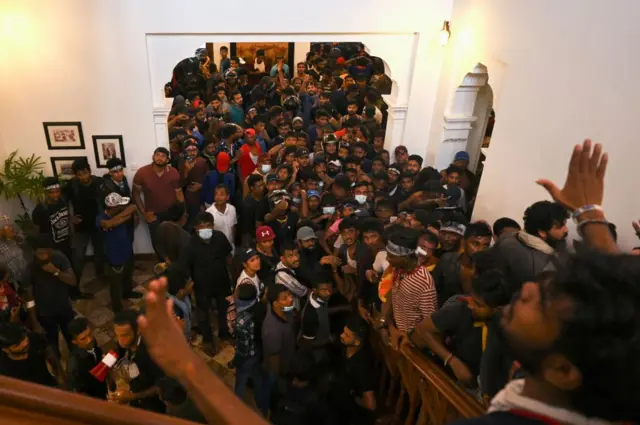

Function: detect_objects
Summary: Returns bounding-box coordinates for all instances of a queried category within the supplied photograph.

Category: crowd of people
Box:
[0,41,639,425]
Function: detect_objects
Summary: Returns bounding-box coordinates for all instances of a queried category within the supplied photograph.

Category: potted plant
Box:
[0,150,46,233]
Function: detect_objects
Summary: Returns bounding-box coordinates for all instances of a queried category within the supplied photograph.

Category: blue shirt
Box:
[96,212,133,266]
[269,64,290,77]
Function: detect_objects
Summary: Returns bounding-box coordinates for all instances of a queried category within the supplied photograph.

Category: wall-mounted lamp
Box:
[440,21,451,46]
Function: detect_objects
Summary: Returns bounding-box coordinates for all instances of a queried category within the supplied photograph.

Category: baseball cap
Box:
[244,128,256,137]
[454,151,470,162]
[241,248,259,263]
[313,153,326,164]
[296,148,309,157]
[266,173,279,183]
[296,226,317,241]
[307,190,320,199]
[256,226,275,242]
[328,159,341,167]
[105,192,130,208]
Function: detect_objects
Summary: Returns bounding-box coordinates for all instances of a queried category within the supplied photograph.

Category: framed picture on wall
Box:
[43,122,85,150]
[92,135,125,168]
[50,156,88,181]
[230,42,295,76]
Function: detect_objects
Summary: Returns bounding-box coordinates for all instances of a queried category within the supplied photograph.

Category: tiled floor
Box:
[71,260,237,389]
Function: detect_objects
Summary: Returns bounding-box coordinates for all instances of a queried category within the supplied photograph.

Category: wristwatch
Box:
[53,269,60,277]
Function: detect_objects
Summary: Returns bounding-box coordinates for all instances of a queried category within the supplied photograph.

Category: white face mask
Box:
[198,228,213,240]
[322,206,336,215]
[261,164,272,174]
[282,305,295,312]
[355,194,367,205]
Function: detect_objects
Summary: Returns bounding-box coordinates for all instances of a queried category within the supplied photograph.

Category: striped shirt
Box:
[391,265,438,332]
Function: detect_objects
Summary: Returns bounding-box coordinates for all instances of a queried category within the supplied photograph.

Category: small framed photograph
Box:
[92,135,125,168]
[43,122,85,150]
[50,156,88,181]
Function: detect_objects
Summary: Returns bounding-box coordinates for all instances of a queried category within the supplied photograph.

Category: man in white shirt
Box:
[206,184,237,253]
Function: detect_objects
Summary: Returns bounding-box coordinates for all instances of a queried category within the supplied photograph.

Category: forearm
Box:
[57,270,77,286]
[132,187,146,214]
[579,210,618,253]
[409,329,450,361]
[132,386,159,401]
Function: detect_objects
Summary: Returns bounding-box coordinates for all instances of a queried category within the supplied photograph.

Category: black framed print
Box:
[50,156,89,180]
[43,121,86,150]
[92,135,125,168]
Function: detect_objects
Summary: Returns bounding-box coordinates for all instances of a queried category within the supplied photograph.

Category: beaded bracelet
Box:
[572,205,603,223]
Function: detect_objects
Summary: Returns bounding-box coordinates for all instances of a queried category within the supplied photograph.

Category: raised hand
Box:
[137,278,193,379]
[536,139,608,211]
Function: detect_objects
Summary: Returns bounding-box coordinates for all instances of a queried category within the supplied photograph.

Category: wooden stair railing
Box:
[0,376,200,425]
[371,330,485,425]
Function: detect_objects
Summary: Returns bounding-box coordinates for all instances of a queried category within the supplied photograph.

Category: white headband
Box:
[109,165,124,172]
[386,241,415,257]
[45,184,60,191]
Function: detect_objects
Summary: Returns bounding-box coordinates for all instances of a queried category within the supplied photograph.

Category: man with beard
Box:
[432,222,492,306]
[453,140,639,425]
[66,317,108,399]
[133,147,184,257]
[492,200,569,296]
[436,215,468,256]
[296,226,341,285]
[0,322,60,387]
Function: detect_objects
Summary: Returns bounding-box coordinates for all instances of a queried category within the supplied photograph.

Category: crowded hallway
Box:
[1,31,640,425]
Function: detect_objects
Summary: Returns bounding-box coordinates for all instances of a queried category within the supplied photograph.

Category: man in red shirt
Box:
[132,147,184,257]
[238,128,263,181]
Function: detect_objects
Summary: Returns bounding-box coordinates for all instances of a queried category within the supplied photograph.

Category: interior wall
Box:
[432,0,640,249]
[0,0,452,253]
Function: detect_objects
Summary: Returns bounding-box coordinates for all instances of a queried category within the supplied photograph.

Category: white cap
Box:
[105,192,130,208]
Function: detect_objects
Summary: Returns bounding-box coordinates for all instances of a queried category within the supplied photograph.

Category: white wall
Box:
[431,0,640,249]
[0,0,452,253]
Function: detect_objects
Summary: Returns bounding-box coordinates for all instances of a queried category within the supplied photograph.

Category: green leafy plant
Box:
[0,151,46,232]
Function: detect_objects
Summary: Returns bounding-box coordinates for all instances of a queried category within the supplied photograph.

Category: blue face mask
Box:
[282,305,295,312]
[198,228,213,240]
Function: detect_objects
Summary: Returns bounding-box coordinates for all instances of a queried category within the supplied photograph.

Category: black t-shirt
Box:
[182,232,233,296]
[431,302,483,377]
[63,177,102,233]
[266,212,299,252]
[257,250,279,282]
[0,333,56,387]
[242,195,268,237]
[266,122,279,139]
[343,346,375,397]
[118,338,165,412]
[31,200,71,246]
[27,250,73,317]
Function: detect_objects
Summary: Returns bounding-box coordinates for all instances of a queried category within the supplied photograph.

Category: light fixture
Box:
[440,21,451,46]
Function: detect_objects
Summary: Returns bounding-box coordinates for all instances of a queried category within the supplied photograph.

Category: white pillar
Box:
[434,63,488,170]
[385,105,408,151]
[152,97,173,149]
